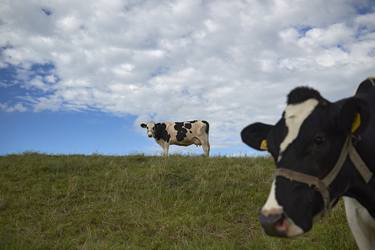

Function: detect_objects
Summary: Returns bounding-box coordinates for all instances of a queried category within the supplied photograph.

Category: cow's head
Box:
[140,122,155,138]
[241,86,369,237]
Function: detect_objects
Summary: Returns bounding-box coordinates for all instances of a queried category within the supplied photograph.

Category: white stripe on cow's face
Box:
[261,180,283,216]
[147,122,155,137]
[278,98,319,161]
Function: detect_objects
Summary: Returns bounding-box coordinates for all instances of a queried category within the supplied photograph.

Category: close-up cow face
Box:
[241,87,368,237]
[140,122,155,138]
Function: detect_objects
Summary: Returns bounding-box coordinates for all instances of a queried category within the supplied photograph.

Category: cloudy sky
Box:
[1,0,374,155]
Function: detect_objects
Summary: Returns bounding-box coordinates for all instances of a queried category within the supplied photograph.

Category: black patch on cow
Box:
[287,87,322,105]
[174,122,188,141]
[202,120,209,134]
[154,123,170,142]
[184,123,192,129]
[189,120,197,123]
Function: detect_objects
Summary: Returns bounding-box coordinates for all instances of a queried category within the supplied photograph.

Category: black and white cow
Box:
[241,78,375,250]
[140,120,210,156]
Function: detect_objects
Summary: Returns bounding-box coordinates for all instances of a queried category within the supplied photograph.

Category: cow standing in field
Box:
[241,77,375,250]
[141,120,210,156]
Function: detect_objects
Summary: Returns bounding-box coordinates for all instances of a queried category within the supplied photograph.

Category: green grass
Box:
[0,154,356,249]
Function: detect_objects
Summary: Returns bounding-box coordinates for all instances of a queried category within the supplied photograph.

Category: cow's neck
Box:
[342,140,375,218]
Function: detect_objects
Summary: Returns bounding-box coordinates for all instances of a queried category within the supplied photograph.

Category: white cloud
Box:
[0,0,375,149]
[355,12,375,29]
[56,15,81,32]
[0,102,27,112]
[297,23,353,49]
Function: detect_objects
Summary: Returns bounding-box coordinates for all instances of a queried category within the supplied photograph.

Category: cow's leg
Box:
[344,197,375,250]
[197,134,210,156]
[157,141,169,157]
[162,143,169,156]
[201,138,210,156]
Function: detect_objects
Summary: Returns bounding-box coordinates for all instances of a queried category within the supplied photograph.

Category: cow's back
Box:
[167,120,209,146]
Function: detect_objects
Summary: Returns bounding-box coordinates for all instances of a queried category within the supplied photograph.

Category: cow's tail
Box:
[202,120,209,134]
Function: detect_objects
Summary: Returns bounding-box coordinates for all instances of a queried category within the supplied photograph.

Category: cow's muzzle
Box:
[259,210,304,237]
[259,212,288,237]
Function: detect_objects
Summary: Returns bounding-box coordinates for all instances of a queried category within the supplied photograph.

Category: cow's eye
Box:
[314,135,325,145]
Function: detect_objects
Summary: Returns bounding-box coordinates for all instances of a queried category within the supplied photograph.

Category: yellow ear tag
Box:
[351,113,361,133]
[260,139,268,150]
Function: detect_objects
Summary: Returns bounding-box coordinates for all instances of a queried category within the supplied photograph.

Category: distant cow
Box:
[241,78,375,250]
[141,120,210,156]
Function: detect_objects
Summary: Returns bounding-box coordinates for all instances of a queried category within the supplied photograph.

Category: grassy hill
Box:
[0,154,356,249]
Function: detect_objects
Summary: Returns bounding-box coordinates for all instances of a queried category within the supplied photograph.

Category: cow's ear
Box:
[338,97,369,135]
[241,122,273,151]
[140,123,147,128]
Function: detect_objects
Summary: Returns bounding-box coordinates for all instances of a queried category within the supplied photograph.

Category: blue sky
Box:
[0,108,251,156]
[1,0,374,156]
[0,110,135,155]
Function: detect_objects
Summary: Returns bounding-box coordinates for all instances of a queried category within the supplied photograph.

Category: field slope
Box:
[0,154,356,249]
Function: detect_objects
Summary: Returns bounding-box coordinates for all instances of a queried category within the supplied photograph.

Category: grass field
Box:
[0,154,356,249]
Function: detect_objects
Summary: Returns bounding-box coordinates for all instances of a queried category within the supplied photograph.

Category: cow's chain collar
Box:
[274,136,373,216]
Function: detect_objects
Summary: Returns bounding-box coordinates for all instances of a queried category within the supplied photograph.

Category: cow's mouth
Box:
[259,212,304,237]
[274,214,290,233]
[259,213,287,237]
